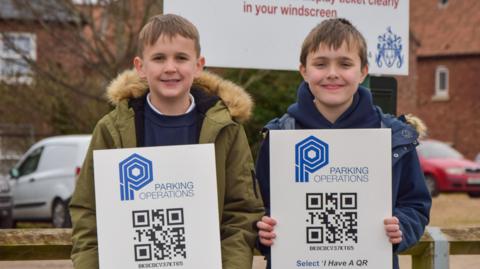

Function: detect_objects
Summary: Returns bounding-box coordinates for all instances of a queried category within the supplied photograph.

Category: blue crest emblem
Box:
[375,26,404,69]
[119,153,154,201]
[295,136,329,183]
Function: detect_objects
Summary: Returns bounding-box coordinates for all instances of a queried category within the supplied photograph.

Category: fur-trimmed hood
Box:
[105,70,253,123]
[403,114,427,139]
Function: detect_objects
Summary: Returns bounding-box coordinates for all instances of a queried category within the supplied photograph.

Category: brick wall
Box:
[0,21,82,77]
[0,20,85,137]
[396,34,420,116]
[414,55,480,159]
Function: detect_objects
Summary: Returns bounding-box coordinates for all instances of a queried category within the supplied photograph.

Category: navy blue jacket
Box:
[256,82,431,269]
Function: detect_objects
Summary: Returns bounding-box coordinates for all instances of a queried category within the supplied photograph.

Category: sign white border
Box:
[270,129,392,268]
[165,0,409,75]
[93,144,222,269]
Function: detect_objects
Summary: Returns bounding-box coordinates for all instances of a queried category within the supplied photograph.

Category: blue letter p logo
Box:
[119,153,153,201]
[295,136,329,182]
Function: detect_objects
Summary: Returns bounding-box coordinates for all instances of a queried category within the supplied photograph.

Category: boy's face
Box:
[134,34,204,107]
[300,42,368,117]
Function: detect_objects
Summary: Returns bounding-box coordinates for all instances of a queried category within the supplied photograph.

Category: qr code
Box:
[305,193,358,244]
[132,208,186,261]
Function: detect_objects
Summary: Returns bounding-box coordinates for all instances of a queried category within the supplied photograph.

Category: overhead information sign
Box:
[164,0,409,75]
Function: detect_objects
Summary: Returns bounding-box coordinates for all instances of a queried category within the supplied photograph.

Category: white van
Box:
[9,135,91,227]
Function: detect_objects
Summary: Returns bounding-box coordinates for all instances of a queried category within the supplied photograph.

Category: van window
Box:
[37,145,77,172]
[17,147,43,177]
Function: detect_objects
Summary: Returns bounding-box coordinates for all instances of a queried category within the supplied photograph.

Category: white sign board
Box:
[270,129,392,268]
[164,0,409,75]
[93,144,221,269]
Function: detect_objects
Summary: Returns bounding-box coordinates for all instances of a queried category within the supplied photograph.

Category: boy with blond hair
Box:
[255,18,431,269]
[70,14,264,269]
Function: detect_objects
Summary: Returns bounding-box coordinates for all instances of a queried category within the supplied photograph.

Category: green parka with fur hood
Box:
[70,70,265,269]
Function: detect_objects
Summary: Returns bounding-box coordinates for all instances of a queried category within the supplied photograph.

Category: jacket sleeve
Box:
[220,124,265,269]
[255,135,270,215]
[69,119,115,269]
[254,135,272,258]
[393,149,432,253]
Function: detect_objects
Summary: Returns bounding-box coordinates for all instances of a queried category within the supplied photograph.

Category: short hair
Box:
[137,14,201,57]
[300,18,368,68]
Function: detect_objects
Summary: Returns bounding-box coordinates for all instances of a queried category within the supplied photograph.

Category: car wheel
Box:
[52,199,72,228]
[425,175,439,197]
[0,210,13,228]
[468,192,480,198]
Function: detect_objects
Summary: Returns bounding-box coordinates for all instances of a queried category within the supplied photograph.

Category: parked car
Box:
[0,173,13,228]
[0,153,19,228]
[9,135,91,227]
[417,139,480,198]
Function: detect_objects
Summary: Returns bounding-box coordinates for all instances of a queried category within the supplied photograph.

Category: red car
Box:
[417,140,480,197]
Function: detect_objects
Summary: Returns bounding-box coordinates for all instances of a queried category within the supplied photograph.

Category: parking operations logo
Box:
[295,136,329,183]
[119,153,153,201]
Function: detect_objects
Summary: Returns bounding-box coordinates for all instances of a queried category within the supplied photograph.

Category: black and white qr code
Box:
[132,208,186,262]
[305,192,358,244]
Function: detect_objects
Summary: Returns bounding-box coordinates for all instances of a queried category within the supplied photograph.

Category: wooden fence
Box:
[0,227,479,268]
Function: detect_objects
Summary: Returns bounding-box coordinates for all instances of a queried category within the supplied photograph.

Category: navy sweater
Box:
[144,96,200,147]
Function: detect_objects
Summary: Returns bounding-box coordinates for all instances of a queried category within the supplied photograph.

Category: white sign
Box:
[164,0,409,75]
[270,129,392,269]
[93,144,221,269]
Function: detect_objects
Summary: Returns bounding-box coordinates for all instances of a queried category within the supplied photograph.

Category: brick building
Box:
[0,0,86,154]
[0,0,81,84]
[0,0,162,154]
[397,0,480,159]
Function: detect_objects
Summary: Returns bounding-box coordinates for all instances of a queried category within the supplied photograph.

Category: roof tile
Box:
[411,0,480,56]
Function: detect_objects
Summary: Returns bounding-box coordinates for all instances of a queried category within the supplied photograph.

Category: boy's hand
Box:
[384,217,402,244]
[257,216,277,246]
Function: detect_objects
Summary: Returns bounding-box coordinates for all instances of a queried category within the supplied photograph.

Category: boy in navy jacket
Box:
[255,18,431,269]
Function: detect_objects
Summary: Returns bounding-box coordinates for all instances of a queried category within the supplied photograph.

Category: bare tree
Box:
[1,0,300,155]
[0,0,163,134]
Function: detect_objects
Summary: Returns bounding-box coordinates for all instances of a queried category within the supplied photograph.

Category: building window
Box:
[433,66,449,101]
[0,32,36,84]
[438,0,448,8]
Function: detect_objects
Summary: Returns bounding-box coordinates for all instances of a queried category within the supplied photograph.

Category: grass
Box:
[14,193,480,229]
[429,193,480,227]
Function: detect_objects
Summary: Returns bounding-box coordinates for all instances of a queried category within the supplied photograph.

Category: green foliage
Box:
[221,68,302,157]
